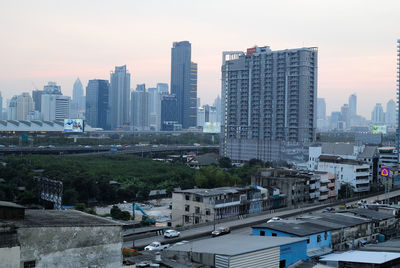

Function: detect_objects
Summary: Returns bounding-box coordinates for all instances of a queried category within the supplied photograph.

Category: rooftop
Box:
[0,209,122,227]
[322,143,354,156]
[174,186,252,197]
[358,146,378,159]
[167,235,306,256]
[318,155,364,165]
[252,220,332,236]
[361,238,400,253]
[320,250,400,264]
[341,208,395,221]
[0,201,25,209]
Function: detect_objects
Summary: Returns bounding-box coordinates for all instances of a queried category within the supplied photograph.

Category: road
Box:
[125,188,400,250]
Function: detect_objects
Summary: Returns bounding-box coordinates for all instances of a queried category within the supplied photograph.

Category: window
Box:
[306,239,310,244]
[185,195,190,201]
[324,232,327,240]
[195,216,200,224]
[206,209,210,216]
[24,261,36,268]
[260,231,265,236]
[185,205,190,212]
[195,206,200,214]
[272,233,277,237]
[317,235,321,242]
[184,215,190,223]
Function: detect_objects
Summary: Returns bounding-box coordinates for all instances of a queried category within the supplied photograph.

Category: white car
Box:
[164,229,180,238]
[144,241,169,251]
[267,217,282,223]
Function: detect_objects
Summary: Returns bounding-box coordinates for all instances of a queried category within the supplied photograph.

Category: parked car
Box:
[323,207,335,213]
[164,229,180,238]
[211,227,231,237]
[267,217,282,223]
[144,241,169,251]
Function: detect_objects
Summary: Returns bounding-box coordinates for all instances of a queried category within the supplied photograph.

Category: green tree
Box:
[338,183,354,199]
[110,205,122,219]
[218,157,232,169]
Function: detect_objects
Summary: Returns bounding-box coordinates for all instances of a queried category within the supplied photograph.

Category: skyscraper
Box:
[170,41,197,129]
[371,103,385,124]
[109,65,130,129]
[214,95,221,124]
[43,82,62,95]
[41,95,70,121]
[86,79,109,129]
[72,78,84,118]
[340,104,350,129]
[349,93,357,119]
[386,99,396,127]
[157,83,169,95]
[131,84,150,131]
[317,98,326,120]
[148,87,161,131]
[221,46,318,161]
[161,94,179,131]
[16,93,34,120]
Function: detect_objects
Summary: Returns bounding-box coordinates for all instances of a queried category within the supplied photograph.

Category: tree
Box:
[110,205,122,219]
[218,157,232,169]
[338,183,354,199]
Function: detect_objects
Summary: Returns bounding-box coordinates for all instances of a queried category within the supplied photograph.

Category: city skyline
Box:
[0,1,399,118]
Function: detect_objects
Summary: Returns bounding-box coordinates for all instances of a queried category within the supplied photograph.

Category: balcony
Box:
[328,190,337,197]
[320,186,329,192]
[355,179,370,185]
[328,182,335,188]
[319,195,328,201]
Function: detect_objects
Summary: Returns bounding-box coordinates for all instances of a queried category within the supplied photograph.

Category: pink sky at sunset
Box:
[0,0,399,119]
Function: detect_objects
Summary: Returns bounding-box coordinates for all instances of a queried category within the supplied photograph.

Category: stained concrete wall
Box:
[0,246,20,268]
[17,226,122,268]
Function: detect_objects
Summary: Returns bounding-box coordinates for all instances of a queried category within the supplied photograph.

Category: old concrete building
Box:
[0,202,123,268]
[171,187,266,227]
[251,168,336,207]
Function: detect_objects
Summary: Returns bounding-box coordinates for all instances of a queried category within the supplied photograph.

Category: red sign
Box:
[247,47,257,55]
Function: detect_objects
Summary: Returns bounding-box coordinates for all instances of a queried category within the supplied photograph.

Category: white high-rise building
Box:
[131,84,150,131]
[8,96,17,120]
[55,96,70,120]
[386,99,396,127]
[371,103,385,125]
[109,65,130,129]
[16,93,34,121]
[41,94,70,121]
[148,87,161,131]
[349,94,357,118]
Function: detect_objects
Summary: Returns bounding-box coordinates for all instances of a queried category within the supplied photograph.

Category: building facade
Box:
[86,79,109,129]
[161,94,179,131]
[15,93,34,121]
[109,65,130,129]
[170,41,197,129]
[221,46,318,161]
[131,84,150,131]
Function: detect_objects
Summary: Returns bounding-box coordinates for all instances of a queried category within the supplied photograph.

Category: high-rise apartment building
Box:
[86,79,109,129]
[148,87,161,131]
[161,94,179,131]
[55,96,70,120]
[15,93,34,121]
[170,41,197,129]
[221,46,318,161]
[131,84,150,131]
[341,104,350,129]
[317,98,326,120]
[109,65,130,129]
[33,82,62,113]
[371,103,385,125]
[349,94,357,119]
[41,95,70,121]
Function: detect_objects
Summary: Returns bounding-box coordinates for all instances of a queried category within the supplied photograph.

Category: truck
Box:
[144,241,169,251]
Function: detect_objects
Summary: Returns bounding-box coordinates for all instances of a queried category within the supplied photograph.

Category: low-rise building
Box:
[165,235,308,268]
[251,169,337,207]
[171,186,267,227]
[0,202,123,267]
[320,250,400,268]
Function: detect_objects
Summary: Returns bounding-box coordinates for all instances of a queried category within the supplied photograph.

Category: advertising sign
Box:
[203,122,221,133]
[380,167,390,177]
[64,119,84,132]
[371,125,387,134]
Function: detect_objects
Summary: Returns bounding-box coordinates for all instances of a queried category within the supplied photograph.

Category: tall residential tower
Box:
[221,46,318,161]
[109,65,130,129]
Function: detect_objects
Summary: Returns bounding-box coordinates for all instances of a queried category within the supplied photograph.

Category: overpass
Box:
[0,145,219,156]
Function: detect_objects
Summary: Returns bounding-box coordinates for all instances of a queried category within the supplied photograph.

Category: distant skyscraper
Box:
[221,46,317,161]
[15,93,34,121]
[317,98,326,120]
[109,65,130,129]
[32,90,42,112]
[8,96,17,120]
[131,84,150,131]
[148,87,161,131]
[43,82,62,95]
[161,94,179,131]
[86,79,109,129]
[170,41,197,129]
[372,103,385,124]
[386,99,396,127]
[55,96,70,120]
[41,95,70,121]
[349,93,357,119]
[340,104,350,129]
[213,95,221,123]
[33,82,62,114]
[72,78,85,118]
[157,83,169,95]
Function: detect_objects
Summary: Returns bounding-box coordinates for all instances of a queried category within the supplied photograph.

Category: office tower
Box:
[170,41,197,129]
[41,95,70,121]
[214,95,221,123]
[32,90,42,112]
[340,104,350,129]
[8,96,17,120]
[55,96,70,120]
[161,94,179,131]
[148,87,161,131]
[109,65,130,129]
[86,79,109,129]
[371,103,385,124]
[386,99,396,127]
[317,98,326,120]
[131,84,150,131]
[221,46,318,161]
[16,93,34,121]
[71,78,85,118]
[198,104,218,127]
[349,93,357,119]
[43,81,62,95]
[157,83,169,95]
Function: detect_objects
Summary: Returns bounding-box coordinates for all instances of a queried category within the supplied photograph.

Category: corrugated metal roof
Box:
[320,250,400,264]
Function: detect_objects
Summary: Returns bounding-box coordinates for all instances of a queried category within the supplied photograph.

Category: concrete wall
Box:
[0,246,20,268]
[18,226,122,268]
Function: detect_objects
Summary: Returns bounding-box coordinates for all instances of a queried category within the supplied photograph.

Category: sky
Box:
[0,0,399,119]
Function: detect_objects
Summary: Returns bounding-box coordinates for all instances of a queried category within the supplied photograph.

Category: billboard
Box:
[64,119,84,133]
[203,122,221,133]
[371,125,387,134]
